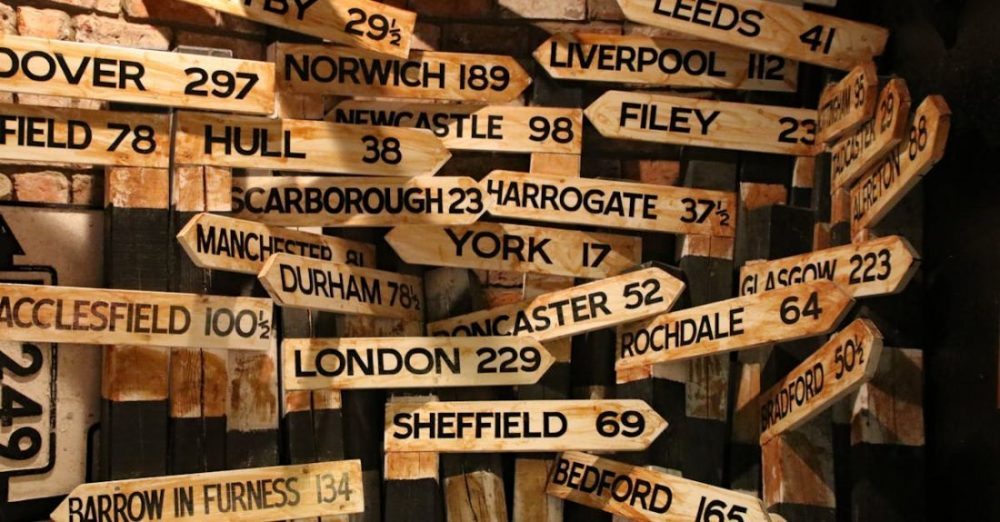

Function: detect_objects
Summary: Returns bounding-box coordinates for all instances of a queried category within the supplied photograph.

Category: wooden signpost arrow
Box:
[0,283,274,351]
[483,170,736,237]
[818,62,878,143]
[50,460,364,522]
[385,223,642,279]
[615,0,889,71]
[534,32,798,92]
[231,176,488,227]
[258,253,424,320]
[429,267,685,341]
[330,101,583,154]
[177,213,377,275]
[174,111,451,177]
[830,79,912,191]
[276,43,532,103]
[547,451,772,522]
[740,235,919,299]
[0,34,275,114]
[760,319,883,444]
[616,280,854,369]
[385,399,667,452]
[177,0,417,58]
[284,336,553,390]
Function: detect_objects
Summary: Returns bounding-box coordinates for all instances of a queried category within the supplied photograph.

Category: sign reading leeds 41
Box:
[385,400,667,452]
[50,460,364,522]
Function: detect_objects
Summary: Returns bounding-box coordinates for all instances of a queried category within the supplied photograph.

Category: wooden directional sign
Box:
[616,281,853,369]
[818,62,878,143]
[830,79,911,191]
[0,34,274,114]
[174,111,451,177]
[177,213,376,275]
[0,283,274,351]
[259,253,423,320]
[740,235,919,299]
[385,400,667,452]
[331,101,583,154]
[231,176,487,227]
[50,460,364,522]
[760,319,883,444]
[483,170,736,237]
[850,96,951,235]
[548,451,772,522]
[534,32,798,92]
[429,267,684,341]
[276,43,531,103]
[386,223,642,279]
[586,90,819,156]
[178,0,417,58]
[615,0,888,71]
[284,336,553,390]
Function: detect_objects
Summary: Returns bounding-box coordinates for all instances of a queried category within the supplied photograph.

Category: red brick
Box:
[48,0,120,15]
[588,0,625,20]
[498,0,585,20]
[17,7,74,40]
[175,30,266,60]
[410,0,493,18]
[123,0,263,35]
[13,171,70,204]
[442,22,541,56]
[73,14,172,50]
[71,173,102,206]
[623,160,681,186]
[0,2,16,35]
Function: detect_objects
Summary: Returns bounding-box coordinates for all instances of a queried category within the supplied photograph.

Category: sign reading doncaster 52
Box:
[0,34,274,114]
[385,400,667,452]
[615,0,888,71]
[548,452,772,522]
[284,336,553,390]
[534,32,798,92]
[817,62,878,143]
[50,460,364,522]
[830,79,911,191]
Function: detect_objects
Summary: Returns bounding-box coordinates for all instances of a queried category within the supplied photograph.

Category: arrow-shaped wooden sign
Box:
[818,62,878,143]
[330,101,583,154]
[259,253,424,320]
[0,283,274,351]
[177,213,376,275]
[548,451,772,521]
[178,0,417,58]
[850,96,952,235]
[0,34,274,114]
[429,267,685,341]
[50,460,364,522]
[385,223,642,279]
[174,111,451,177]
[483,170,736,237]
[616,281,854,369]
[534,32,798,92]
[385,400,667,452]
[760,319,883,444]
[615,0,888,71]
[586,90,819,155]
[830,79,911,191]
[740,235,919,299]
[284,336,553,390]
[231,176,487,227]
[276,43,532,103]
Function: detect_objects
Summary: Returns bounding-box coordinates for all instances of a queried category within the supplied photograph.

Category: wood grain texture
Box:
[817,63,878,143]
[830,79,911,192]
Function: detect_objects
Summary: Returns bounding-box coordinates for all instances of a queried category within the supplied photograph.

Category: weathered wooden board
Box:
[178,0,417,58]
[276,43,531,103]
[284,336,553,390]
[174,111,451,177]
[615,0,888,70]
[231,175,487,227]
[760,319,882,444]
[385,400,667,452]
[740,235,918,299]
[830,79,911,191]
[534,32,797,92]
[0,34,274,114]
[330,102,583,154]
[817,62,878,143]
[429,267,685,341]
[483,170,736,237]
[386,223,642,279]
[258,253,424,320]
[547,451,772,521]
[50,460,364,522]
[617,280,853,368]
[587,90,819,155]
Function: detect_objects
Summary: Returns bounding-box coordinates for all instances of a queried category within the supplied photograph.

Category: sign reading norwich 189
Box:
[385,400,667,453]
[830,79,911,191]
[817,62,878,143]
[284,336,553,390]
